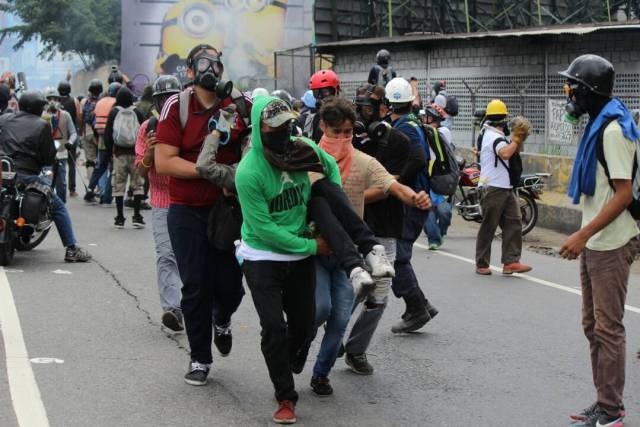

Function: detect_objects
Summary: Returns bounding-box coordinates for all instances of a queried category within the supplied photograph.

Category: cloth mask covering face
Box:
[261,125,324,174]
[261,126,292,154]
[193,55,222,92]
[319,134,354,183]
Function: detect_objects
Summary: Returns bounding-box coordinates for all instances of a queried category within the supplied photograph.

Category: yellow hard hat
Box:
[485,99,509,116]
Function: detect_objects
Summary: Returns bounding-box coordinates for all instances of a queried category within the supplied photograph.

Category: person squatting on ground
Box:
[104,86,146,229]
[474,99,532,276]
[57,81,82,198]
[42,88,78,204]
[385,77,439,334]
[155,44,245,387]
[0,91,91,262]
[308,97,431,395]
[85,81,121,205]
[135,75,184,333]
[79,79,103,183]
[559,54,640,427]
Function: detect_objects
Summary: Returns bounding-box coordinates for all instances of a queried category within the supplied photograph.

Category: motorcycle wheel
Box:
[519,191,538,236]
[0,221,14,266]
[15,227,51,251]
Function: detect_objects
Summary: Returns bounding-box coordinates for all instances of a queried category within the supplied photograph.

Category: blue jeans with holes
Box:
[313,255,355,377]
[424,199,453,246]
[18,174,76,248]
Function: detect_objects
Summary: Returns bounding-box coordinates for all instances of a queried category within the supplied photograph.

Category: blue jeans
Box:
[313,255,355,377]
[53,159,67,204]
[88,149,112,203]
[18,175,76,248]
[424,199,452,246]
[392,207,427,298]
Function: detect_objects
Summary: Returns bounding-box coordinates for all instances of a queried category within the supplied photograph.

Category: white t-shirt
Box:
[582,120,640,251]
[236,240,308,262]
[479,125,511,189]
[438,126,453,149]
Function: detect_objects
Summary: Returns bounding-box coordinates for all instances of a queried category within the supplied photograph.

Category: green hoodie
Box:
[236,96,341,256]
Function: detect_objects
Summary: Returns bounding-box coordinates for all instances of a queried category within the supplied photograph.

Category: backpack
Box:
[445,95,459,117]
[82,97,97,127]
[404,117,431,192]
[423,125,460,196]
[492,136,523,187]
[178,87,251,130]
[113,106,140,148]
[596,117,640,219]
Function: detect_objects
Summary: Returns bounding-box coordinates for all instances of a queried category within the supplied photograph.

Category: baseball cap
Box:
[261,98,297,128]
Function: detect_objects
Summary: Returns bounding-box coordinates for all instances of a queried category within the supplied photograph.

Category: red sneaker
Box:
[502,262,532,275]
[273,400,297,424]
[475,266,492,275]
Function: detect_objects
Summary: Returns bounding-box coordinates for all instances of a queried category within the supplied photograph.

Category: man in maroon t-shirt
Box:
[155,44,248,386]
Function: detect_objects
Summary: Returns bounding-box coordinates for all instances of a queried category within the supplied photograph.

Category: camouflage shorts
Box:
[111,154,144,197]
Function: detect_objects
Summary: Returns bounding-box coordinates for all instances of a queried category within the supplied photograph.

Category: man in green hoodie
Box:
[235,97,338,424]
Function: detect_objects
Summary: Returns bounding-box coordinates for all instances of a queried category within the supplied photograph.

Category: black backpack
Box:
[596,117,640,219]
[445,95,459,117]
[422,124,460,196]
[492,136,523,187]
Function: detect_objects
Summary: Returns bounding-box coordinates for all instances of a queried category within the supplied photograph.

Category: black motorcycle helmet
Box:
[88,79,103,97]
[376,49,390,67]
[19,91,48,116]
[108,67,124,84]
[559,54,615,97]
[271,89,294,107]
[57,81,71,97]
[152,75,181,97]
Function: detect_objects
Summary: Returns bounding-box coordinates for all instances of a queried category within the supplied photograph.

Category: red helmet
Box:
[309,69,340,90]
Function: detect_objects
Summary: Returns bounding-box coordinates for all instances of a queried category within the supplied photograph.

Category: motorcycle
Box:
[0,156,54,265]
[454,158,550,236]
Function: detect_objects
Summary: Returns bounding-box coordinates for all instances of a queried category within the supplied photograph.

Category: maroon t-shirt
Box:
[156,91,247,207]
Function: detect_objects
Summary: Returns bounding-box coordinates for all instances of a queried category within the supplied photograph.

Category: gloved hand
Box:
[510,116,532,144]
[207,105,237,146]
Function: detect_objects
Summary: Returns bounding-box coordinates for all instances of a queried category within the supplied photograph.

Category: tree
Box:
[0,0,121,67]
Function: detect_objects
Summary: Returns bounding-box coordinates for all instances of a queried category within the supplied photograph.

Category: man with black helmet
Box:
[368,49,396,87]
[135,75,184,333]
[58,81,81,197]
[155,44,248,386]
[0,91,91,262]
[80,79,103,182]
[559,54,639,427]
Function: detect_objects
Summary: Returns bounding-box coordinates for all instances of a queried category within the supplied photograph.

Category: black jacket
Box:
[0,111,55,175]
[60,95,77,124]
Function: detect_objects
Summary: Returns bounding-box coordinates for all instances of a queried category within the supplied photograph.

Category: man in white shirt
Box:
[474,99,532,275]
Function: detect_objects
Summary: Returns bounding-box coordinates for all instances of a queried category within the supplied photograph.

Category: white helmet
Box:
[251,87,269,99]
[385,77,414,104]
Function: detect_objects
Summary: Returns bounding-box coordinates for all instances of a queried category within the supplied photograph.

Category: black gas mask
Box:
[563,81,588,125]
[355,96,382,127]
[191,54,233,98]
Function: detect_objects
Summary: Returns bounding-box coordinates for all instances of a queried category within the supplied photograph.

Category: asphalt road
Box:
[2,193,640,427]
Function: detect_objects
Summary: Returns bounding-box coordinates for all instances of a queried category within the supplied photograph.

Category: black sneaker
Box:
[425,299,439,319]
[213,323,232,357]
[132,215,146,229]
[161,310,184,333]
[570,402,625,423]
[310,376,333,396]
[84,191,98,204]
[337,343,345,358]
[114,216,125,229]
[184,361,210,386]
[571,407,624,427]
[290,345,310,374]
[345,353,373,375]
[64,246,92,263]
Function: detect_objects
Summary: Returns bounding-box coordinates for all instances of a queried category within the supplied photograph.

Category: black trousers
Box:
[168,204,245,365]
[243,257,316,402]
[67,149,76,192]
[308,178,378,274]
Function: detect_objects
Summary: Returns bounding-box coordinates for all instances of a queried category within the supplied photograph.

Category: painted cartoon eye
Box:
[181,3,214,38]
[245,0,268,12]
[224,0,245,11]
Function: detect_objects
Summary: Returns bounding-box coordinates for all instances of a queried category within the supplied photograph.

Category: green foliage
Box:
[0,0,121,66]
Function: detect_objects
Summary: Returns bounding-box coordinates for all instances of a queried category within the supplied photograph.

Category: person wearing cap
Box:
[559,55,639,427]
[474,99,531,276]
[155,44,247,387]
[235,96,339,424]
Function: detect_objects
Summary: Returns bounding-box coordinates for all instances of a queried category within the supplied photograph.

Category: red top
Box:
[135,119,171,209]
[155,91,246,207]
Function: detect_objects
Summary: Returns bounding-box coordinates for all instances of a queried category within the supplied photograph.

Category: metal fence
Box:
[274,45,335,98]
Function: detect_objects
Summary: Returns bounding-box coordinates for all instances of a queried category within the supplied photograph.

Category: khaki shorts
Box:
[82,131,98,164]
[111,154,144,197]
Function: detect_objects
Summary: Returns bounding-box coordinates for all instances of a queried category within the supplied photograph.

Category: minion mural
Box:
[150,0,293,87]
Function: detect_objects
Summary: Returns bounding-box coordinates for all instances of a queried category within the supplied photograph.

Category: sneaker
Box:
[571,403,626,422]
[213,323,232,357]
[571,407,624,427]
[161,310,184,333]
[64,246,92,263]
[114,216,125,229]
[84,191,98,204]
[345,353,373,375]
[184,361,210,386]
[310,375,333,396]
[428,242,441,251]
[502,262,532,275]
[69,191,78,197]
[273,400,296,424]
[365,245,395,277]
[290,345,310,374]
[132,215,146,229]
[350,266,375,301]
[475,266,492,275]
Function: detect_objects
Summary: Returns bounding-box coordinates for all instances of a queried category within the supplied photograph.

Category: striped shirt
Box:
[135,119,170,209]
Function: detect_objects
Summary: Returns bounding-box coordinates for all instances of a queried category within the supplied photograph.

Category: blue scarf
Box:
[568,98,640,204]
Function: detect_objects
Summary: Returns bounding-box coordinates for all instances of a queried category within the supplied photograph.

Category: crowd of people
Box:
[0,46,637,427]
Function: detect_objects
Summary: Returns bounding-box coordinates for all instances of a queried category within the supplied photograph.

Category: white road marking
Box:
[52,270,72,275]
[4,269,24,273]
[0,267,50,427]
[30,358,64,364]
[416,243,640,315]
